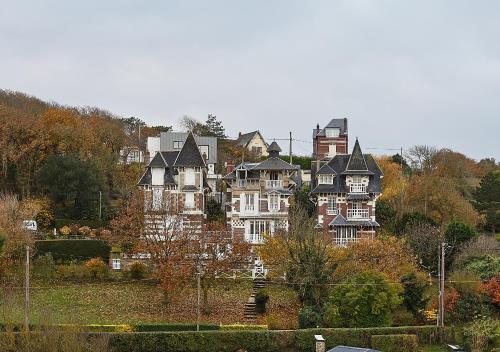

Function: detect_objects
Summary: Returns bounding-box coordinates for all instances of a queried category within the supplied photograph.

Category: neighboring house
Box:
[138,132,210,228]
[146,131,221,200]
[313,118,349,160]
[223,142,300,244]
[119,146,144,164]
[234,130,269,157]
[310,139,383,246]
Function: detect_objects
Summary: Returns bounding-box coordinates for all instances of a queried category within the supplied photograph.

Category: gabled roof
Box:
[316,163,336,175]
[149,152,167,167]
[251,157,299,171]
[160,151,179,166]
[345,139,369,172]
[314,118,348,138]
[138,168,152,185]
[235,131,267,148]
[174,132,206,167]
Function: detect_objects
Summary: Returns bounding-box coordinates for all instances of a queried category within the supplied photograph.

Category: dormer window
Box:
[318,175,334,184]
[325,128,340,138]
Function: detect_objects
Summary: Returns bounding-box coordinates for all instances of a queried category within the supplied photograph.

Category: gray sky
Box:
[1,0,499,160]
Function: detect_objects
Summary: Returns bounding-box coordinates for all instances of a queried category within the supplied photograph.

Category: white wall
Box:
[147,137,161,162]
[151,167,165,185]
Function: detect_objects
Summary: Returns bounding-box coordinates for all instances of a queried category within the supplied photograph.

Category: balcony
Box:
[244,204,255,212]
[347,209,369,219]
[235,179,260,189]
[326,208,338,215]
[349,183,367,193]
[265,180,283,189]
[269,203,280,212]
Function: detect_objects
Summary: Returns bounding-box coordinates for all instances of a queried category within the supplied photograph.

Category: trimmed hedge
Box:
[54,219,108,229]
[371,334,418,352]
[104,326,460,352]
[132,323,219,332]
[35,239,111,262]
[219,324,268,331]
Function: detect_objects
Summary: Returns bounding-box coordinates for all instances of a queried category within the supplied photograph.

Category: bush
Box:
[464,255,500,281]
[35,239,111,263]
[371,334,418,352]
[33,253,57,280]
[59,226,71,236]
[299,306,322,329]
[464,318,500,352]
[255,290,269,314]
[54,218,107,229]
[128,261,147,280]
[56,261,89,280]
[84,258,108,279]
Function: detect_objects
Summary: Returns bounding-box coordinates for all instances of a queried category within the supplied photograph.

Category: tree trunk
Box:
[202,286,210,315]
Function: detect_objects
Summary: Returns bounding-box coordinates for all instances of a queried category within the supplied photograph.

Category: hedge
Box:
[371,334,418,352]
[132,323,219,332]
[54,219,108,229]
[35,239,111,262]
[105,326,461,352]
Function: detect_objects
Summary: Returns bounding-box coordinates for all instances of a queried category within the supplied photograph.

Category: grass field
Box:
[0,280,300,326]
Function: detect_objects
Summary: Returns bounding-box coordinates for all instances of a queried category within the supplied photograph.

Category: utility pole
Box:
[440,242,445,328]
[196,268,201,332]
[289,131,292,164]
[99,191,102,221]
[24,245,30,331]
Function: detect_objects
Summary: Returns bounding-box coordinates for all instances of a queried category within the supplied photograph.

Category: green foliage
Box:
[38,155,109,220]
[0,233,4,252]
[324,271,402,328]
[206,198,225,223]
[255,289,269,314]
[293,185,315,217]
[35,239,111,263]
[405,222,441,275]
[298,306,322,329]
[371,334,418,352]
[128,261,147,280]
[463,255,500,281]
[54,218,108,229]
[375,200,397,232]
[474,171,500,235]
[279,155,314,170]
[33,253,57,280]
[396,212,438,235]
[445,221,477,267]
[400,272,429,318]
[132,323,219,332]
[450,291,492,323]
[463,318,500,352]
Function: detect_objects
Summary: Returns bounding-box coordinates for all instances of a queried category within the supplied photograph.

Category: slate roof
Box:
[267,141,282,153]
[313,118,348,138]
[310,140,383,194]
[252,157,299,171]
[235,131,267,148]
[346,193,370,201]
[344,139,372,175]
[328,214,379,227]
[160,151,179,166]
[149,152,167,167]
[174,132,206,167]
[138,168,152,186]
[181,185,199,191]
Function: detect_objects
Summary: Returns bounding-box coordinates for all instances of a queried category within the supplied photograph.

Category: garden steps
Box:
[243,278,267,322]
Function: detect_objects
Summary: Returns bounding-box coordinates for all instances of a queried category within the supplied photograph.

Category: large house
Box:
[313,118,349,159]
[234,130,269,157]
[146,131,221,199]
[223,142,300,244]
[138,132,210,228]
[310,138,383,246]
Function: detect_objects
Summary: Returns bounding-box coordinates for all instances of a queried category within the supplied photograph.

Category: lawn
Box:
[0,280,299,326]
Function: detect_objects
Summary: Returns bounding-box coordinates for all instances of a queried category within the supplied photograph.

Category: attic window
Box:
[325,128,340,138]
[173,141,184,149]
[319,175,334,184]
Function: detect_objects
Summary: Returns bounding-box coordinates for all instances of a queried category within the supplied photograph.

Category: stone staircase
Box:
[244,278,267,322]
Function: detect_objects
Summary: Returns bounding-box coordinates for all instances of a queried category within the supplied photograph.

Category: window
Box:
[319,175,334,184]
[327,195,337,214]
[252,146,262,155]
[185,192,195,209]
[184,168,195,185]
[199,145,209,160]
[335,227,357,246]
[325,128,340,138]
[173,141,183,149]
[112,258,121,270]
[269,194,280,211]
[248,220,271,244]
[245,194,255,211]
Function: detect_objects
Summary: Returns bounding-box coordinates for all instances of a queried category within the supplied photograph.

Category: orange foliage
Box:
[482,275,500,305]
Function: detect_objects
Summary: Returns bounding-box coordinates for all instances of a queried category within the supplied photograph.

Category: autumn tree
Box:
[376,156,408,212]
[332,237,420,282]
[405,222,441,275]
[259,206,337,309]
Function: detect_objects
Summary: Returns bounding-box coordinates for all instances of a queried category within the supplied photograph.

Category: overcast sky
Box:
[1,1,499,160]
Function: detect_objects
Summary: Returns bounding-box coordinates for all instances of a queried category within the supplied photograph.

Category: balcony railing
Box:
[235,179,260,188]
[269,203,280,212]
[350,183,367,193]
[347,209,369,219]
[265,180,283,189]
[246,234,264,245]
[326,208,338,215]
[244,204,255,211]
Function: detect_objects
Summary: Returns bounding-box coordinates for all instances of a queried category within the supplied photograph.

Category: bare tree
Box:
[407,145,438,174]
